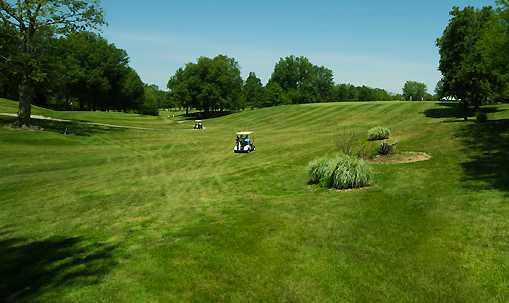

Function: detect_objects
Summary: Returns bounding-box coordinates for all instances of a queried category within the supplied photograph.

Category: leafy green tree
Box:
[332,84,358,101]
[269,56,333,103]
[167,55,243,114]
[434,79,445,100]
[167,67,192,115]
[402,81,428,101]
[437,6,498,120]
[142,84,171,110]
[0,0,105,126]
[264,81,288,106]
[310,66,334,102]
[243,72,265,108]
[331,83,392,101]
[55,32,133,111]
[476,0,509,102]
[119,68,145,111]
[0,21,19,100]
[138,84,161,116]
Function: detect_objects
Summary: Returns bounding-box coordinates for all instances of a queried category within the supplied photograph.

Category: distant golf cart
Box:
[193,120,204,130]
[234,131,256,153]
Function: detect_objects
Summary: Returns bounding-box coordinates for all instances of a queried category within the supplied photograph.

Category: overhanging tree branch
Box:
[0,0,24,25]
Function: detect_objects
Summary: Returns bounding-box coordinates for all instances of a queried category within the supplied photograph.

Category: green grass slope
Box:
[0,98,178,129]
[1,99,508,302]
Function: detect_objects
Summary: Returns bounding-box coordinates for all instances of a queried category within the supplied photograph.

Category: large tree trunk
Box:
[18,76,33,126]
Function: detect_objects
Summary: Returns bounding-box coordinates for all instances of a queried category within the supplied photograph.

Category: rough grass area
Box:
[1,99,509,302]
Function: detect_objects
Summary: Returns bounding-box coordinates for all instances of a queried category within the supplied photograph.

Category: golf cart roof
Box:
[195,120,203,122]
[236,131,253,135]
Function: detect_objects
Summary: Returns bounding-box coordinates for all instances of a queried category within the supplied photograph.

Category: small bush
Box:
[308,154,372,190]
[377,141,397,155]
[368,127,391,141]
[476,111,488,123]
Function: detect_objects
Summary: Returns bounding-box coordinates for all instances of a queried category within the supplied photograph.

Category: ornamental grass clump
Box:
[308,157,328,184]
[308,157,336,187]
[368,127,391,141]
[308,154,372,190]
[331,154,372,189]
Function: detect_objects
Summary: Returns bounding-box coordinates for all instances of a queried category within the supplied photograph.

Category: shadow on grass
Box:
[0,232,118,302]
[180,111,235,121]
[457,118,509,193]
[0,116,126,136]
[423,102,504,120]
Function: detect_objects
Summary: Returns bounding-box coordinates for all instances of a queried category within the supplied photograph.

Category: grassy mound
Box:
[368,126,391,141]
[308,154,372,189]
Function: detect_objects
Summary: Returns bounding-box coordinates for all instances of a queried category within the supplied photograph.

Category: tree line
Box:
[167,55,434,114]
[436,1,509,120]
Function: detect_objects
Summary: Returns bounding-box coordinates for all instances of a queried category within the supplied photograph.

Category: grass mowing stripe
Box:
[1,99,509,302]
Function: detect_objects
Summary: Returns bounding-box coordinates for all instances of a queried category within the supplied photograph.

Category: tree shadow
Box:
[457,118,509,193]
[180,111,235,121]
[423,102,504,120]
[0,231,118,302]
[0,116,126,136]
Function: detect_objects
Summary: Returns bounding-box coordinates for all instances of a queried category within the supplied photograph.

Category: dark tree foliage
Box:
[0,0,105,125]
[480,0,509,102]
[331,84,394,101]
[437,6,499,120]
[243,72,265,108]
[141,84,170,116]
[0,29,146,113]
[167,55,243,115]
[264,82,287,107]
[54,32,144,112]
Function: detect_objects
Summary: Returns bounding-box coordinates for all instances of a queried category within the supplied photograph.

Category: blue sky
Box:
[102,0,496,93]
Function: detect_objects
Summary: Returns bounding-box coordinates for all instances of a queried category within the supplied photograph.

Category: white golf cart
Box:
[234,131,256,153]
[193,120,204,130]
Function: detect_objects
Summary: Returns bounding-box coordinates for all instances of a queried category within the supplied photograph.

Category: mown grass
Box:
[1,99,509,302]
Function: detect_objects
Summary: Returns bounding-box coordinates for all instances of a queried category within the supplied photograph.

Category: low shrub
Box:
[476,111,488,123]
[308,154,372,190]
[377,141,397,155]
[368,127,391,141]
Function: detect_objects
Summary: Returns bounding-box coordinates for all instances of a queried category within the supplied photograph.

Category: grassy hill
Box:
[1,98,509,302]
